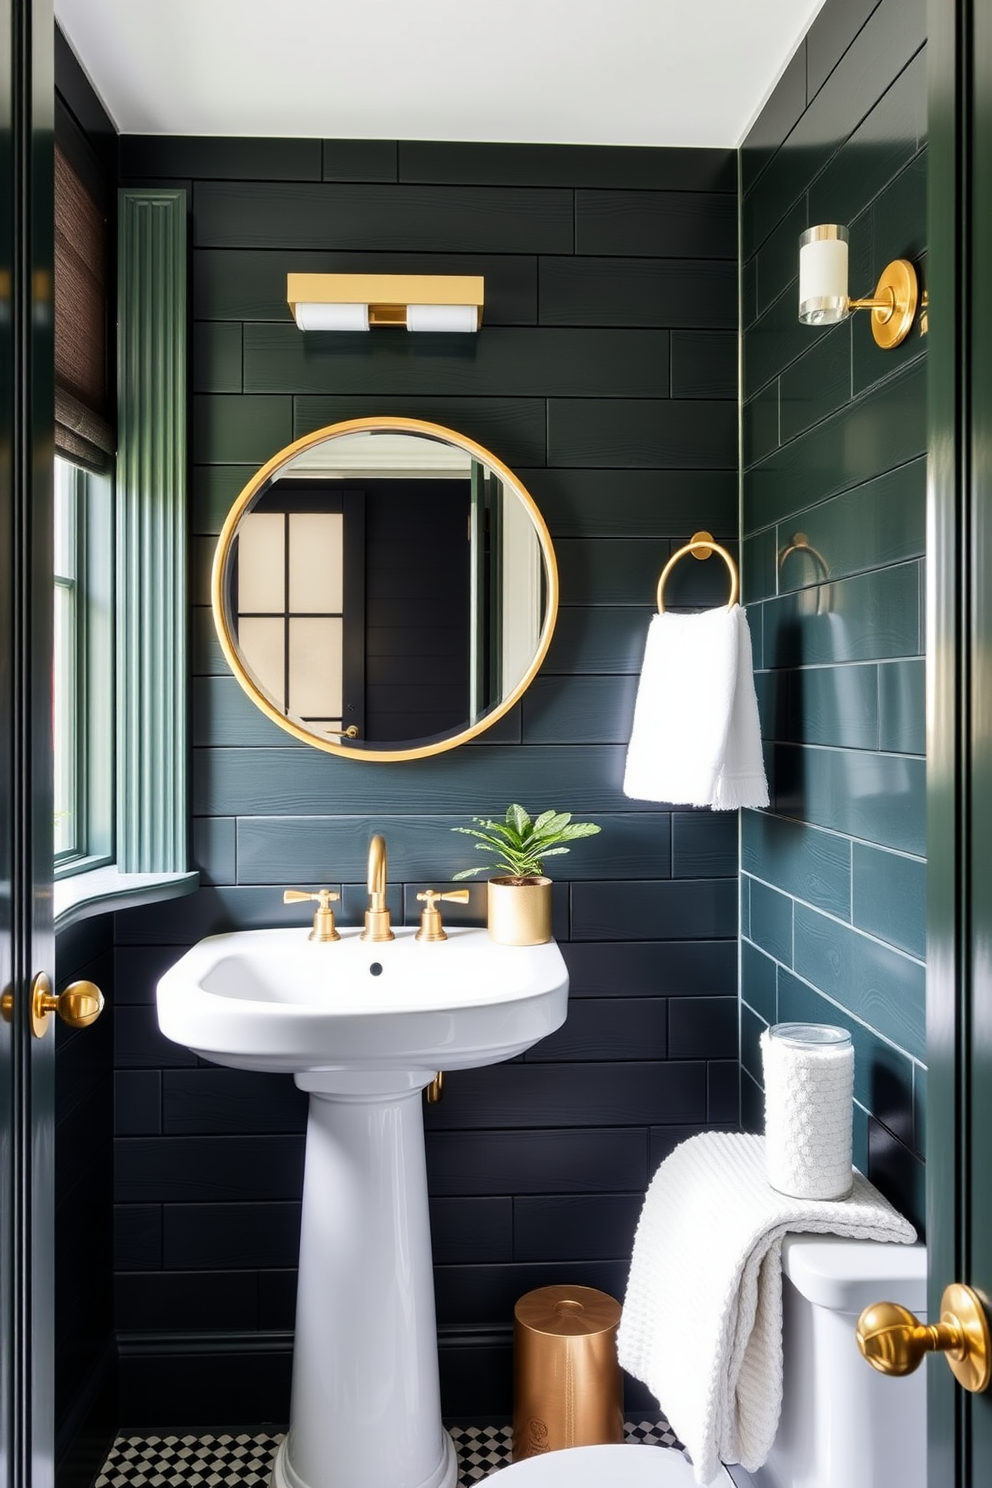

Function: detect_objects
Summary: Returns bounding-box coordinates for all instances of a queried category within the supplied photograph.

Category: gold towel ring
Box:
[778,532,829,580]
[656,531,739,614]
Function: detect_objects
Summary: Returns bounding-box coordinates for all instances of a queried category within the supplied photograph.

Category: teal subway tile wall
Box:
[740,0,927,1230]
[115,135,740,1423]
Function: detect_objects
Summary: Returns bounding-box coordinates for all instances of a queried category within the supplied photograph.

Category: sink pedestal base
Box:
[272,1079,457,1488]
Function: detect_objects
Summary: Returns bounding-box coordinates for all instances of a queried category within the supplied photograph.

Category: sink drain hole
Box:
[369,963,383,976]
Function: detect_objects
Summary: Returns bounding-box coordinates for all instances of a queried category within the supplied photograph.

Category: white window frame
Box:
[54,454,114,878]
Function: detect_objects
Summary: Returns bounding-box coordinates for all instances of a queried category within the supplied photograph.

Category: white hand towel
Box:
[711,607,768,810]
[623,605,768,809]
[616,1132,916,1487]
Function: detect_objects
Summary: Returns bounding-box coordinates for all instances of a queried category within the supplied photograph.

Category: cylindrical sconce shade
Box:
[798,224,850,325]
[294,302,370,331]
[406,303,479,332]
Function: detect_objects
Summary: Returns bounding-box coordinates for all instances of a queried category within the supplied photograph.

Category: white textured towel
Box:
[617,1132,916,1486]
[623,605,768,809]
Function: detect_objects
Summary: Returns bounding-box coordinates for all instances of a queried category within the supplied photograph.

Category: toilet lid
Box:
[495,1443,734,1485]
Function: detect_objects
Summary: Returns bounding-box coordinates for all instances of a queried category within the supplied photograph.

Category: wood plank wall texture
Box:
[740,0,927,1234]
[113,135,740,1422]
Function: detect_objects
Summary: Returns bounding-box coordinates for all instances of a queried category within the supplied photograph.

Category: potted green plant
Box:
[452,804,601,945]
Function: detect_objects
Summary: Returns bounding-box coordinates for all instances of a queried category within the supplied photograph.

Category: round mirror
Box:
[211,417,558,761]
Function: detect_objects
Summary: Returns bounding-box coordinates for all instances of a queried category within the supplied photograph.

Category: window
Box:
[53,454,114,876]
[52,172,197,922]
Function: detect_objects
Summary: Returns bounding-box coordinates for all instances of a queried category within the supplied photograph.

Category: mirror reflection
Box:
[212,419,558,760]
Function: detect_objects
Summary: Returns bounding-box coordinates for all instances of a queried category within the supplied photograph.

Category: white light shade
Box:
[294,301,370,332]
[798,224,849,326]
[406,303,479,333]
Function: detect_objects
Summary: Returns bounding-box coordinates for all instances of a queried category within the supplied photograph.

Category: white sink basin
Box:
[157,925,568,1079]
[156,921,569,1488]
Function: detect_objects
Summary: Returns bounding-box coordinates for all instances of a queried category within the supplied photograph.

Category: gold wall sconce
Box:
[287,273,484,332]
[798,225,920,349]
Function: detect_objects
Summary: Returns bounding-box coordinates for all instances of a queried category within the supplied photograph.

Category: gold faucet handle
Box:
[283,888,340,908]
[283,888,341,943]
[415,888,471,943]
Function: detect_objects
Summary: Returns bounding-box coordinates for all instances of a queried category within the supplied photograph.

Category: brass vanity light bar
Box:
[287,273,485,332]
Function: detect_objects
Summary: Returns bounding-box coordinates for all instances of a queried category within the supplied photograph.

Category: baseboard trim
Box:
[117,1329,294,1358]
[117,1325,512,1357]
[116,1326,516,1426]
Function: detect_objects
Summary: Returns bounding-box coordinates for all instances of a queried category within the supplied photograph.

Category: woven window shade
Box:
[55,144,114,471]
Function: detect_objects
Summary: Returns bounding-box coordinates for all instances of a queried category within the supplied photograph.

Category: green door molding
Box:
[117,189,188,872]
[927,0,992,1479]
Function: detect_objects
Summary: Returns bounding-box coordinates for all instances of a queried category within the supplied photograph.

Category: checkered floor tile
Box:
[94,1420,683,1486]
[93,1433,283,1486]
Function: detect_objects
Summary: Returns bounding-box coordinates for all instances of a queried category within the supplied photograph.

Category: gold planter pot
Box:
[487,877,553,945]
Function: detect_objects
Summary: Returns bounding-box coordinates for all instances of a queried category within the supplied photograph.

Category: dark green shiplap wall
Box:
[114,136,740,1421]
[740,0,927,1231]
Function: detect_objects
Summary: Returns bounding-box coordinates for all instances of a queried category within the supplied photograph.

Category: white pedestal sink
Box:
[157,926,569,1488]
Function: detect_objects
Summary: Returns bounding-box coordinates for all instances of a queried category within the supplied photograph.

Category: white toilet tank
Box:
[749,1234,927,1488]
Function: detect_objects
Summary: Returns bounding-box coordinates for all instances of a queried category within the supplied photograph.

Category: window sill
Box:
[54,865,200,933]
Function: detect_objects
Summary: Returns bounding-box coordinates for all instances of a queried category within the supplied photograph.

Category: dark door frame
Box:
[1,0,55,1485]
[927,0,992,1480]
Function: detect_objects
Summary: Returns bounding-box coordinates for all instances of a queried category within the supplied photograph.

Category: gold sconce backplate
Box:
[853,258,919,349]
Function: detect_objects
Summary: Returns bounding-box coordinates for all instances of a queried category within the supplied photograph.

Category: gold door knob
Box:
[28,972,104,1039]
[856,1283,991,1393]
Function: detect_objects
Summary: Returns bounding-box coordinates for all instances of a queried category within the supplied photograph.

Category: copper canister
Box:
[512,1285,624,1461]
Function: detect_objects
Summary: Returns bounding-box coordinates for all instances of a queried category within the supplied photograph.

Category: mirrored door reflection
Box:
[214,420,558,758]
[233,487,365,740]
[229,474,480,745]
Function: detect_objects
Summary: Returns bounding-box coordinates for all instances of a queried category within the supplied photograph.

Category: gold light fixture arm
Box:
[850,259,919,349]
[656,531,739,614]
[856,1284,991,1393]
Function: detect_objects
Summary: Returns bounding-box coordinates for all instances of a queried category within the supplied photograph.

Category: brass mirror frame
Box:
[210,416,559,762]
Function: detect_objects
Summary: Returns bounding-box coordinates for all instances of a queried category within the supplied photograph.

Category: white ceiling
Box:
[54,0,827,149]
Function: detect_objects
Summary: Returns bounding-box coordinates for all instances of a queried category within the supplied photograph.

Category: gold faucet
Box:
[361,834,394,942]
